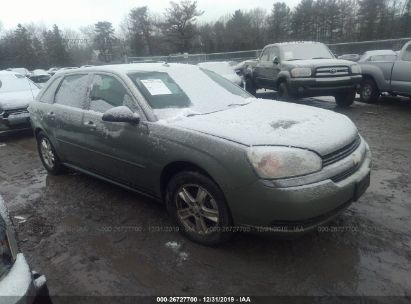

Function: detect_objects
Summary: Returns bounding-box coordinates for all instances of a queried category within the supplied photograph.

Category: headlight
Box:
[290,68,312,78]
[247,147,322,179]
[351,64,362,74]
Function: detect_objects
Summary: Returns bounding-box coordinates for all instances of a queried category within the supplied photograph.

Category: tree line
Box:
[1,0,410,69]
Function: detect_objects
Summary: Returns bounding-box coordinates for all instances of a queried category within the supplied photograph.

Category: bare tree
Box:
[161,0,204,53]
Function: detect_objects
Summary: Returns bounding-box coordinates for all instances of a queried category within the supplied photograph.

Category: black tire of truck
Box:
[278,81,291,100]
[360,79,380,103]
[245,77,257,96]
[335,90,356,108]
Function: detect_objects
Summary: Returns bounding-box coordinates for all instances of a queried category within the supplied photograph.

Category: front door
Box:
[82,73,154,193]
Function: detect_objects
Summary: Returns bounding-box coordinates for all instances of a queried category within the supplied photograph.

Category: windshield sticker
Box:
[284,51,293,60]
[140,79,172,95]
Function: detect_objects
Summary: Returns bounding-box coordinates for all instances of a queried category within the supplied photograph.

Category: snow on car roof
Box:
[0,70,21,76]
[266,41,322,47]
[61,63,202,76]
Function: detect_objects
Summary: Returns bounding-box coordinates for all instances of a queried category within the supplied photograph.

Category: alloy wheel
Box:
[175,184,219,235]
[40,138,55,169]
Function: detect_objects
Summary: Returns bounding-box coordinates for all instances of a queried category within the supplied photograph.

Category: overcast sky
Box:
[0,0,300,31]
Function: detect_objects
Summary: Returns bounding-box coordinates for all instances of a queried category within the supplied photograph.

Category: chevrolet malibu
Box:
[29,63,371,245]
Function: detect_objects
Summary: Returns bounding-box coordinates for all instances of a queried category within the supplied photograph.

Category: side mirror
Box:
[102,106,140,124]
[273,56,280,65]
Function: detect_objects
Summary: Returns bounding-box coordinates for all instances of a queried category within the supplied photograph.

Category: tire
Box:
[245,77,256,96]
[360,79,380,103]
[36,131,64,175]
[166,171,233,246]
[278,81,290,100]
[335,90,356,108]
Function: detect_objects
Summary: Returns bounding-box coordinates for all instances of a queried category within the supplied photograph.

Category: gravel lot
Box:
[0,95,410,300]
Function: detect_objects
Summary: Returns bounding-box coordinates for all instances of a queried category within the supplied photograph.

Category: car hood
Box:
[173,100,358,156]
[285,58,354,68]
[0,90,35,110]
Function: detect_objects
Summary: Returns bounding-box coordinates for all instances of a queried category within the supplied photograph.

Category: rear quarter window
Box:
[38,77,62,104]
[55,74,89,109]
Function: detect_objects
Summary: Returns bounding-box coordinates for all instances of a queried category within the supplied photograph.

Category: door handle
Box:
[84,121,97,129]
[46,112,55,120]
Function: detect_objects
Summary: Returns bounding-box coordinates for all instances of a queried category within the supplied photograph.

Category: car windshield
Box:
[281,43,334,61]
[128,67,252,120]
[0,74,38,93]
[198,62,235,75]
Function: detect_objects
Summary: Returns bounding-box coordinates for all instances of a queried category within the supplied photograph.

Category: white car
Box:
[29,70,51,88]
[198,61,243,86]
[0,71,40,135]
[6,68,31,77]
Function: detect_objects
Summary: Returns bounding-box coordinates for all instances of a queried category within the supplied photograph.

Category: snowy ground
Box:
[0,94,410,301]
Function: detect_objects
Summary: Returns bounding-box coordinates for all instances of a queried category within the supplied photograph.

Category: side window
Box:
[55,74,89,108]
[39,77,62,104]
[89,74,132,113]
[403,45,411,61]
[260,48,270,62]
[272,47,280,61]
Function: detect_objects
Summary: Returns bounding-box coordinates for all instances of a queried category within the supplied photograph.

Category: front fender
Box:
[360,64,390,91]
[277,71,292,86]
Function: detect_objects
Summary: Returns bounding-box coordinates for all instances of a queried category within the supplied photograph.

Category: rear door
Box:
[52,73,91,166]
[82,73,153,193]
[390,44,411,94]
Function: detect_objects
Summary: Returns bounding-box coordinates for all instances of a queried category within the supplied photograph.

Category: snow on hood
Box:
[0,90,35,110]
[172,100,358,156]
[285,58,356,68]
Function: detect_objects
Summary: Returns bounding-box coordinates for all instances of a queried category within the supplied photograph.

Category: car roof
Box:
[0,70,22,76]
[58,63,201,76]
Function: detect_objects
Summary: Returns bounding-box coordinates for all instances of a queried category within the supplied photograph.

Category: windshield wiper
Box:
[286,59,304,61]
[187,103,251,117]
[227,103,250,107]
[311,57,332,59]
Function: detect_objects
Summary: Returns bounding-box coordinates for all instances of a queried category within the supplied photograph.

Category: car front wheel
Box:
[335,91,356,108]
[37,132,64,175]
[278,81,291,100]
[166,171,233,246]
[360,79,380,103]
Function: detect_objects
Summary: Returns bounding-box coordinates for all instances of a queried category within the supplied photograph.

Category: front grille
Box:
[331,165,359,182]
[322,136,361,167]
[315,66,349,77]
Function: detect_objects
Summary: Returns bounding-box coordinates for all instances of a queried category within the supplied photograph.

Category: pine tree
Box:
[268,2,291,43]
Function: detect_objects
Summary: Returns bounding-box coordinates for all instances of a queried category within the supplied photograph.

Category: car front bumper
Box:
[288,75,362,97]
[0,111,31,127]
[226,142,372,234]
[0,110,31,136]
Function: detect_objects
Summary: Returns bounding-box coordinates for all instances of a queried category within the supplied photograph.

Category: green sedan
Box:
[28,63,371,245]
